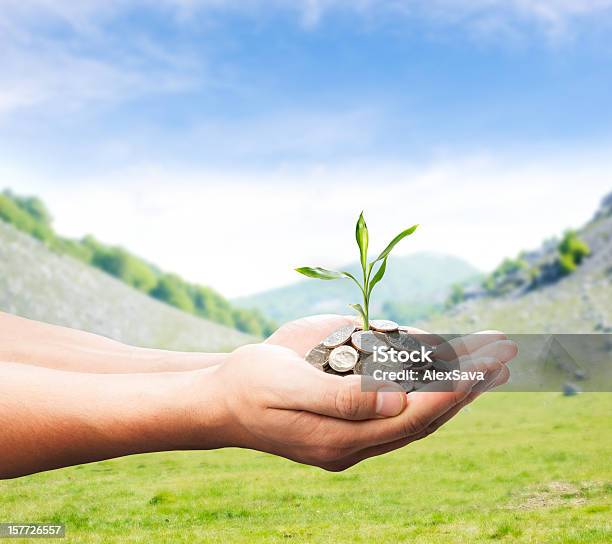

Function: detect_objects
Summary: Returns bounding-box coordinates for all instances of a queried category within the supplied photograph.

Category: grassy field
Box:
[1,393,610,543]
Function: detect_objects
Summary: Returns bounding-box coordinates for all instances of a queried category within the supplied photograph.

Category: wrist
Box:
[129,347,230,373]
[161,365,231,451]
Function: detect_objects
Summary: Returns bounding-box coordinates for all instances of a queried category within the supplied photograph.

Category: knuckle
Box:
[334,381,368,419]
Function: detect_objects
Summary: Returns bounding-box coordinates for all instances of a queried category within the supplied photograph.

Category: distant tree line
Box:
[0,189,276,337]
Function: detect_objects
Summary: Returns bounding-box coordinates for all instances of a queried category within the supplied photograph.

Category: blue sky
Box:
[2,1,612,296]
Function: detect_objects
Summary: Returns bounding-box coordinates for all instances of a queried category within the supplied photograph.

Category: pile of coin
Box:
[305,319,452,392]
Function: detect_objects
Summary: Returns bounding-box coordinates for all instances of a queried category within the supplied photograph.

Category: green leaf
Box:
[367,257,387,296]
[341,270,359,283]
[349,303,366,324]
[355,211,369,273]
[295,267,345,280]
[373,224,418,263]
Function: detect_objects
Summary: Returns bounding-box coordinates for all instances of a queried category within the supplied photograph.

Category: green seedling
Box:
[295,212,418,331]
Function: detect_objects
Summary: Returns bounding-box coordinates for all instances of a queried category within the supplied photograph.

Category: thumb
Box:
[278,370,406,420]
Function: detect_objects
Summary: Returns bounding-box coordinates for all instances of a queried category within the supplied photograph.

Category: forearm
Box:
[0,312,227,373]
[0,362,225,479]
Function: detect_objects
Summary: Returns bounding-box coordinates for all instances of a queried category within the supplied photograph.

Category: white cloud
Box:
[0,1,201,119]
[0,45,195,117]
[4,150,611,297]
[1,0,610,118]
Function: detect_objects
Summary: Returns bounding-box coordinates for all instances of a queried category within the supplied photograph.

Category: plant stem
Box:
[362,263,372,331]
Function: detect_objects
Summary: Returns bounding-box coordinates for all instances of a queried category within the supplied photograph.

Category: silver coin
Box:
[322,324,356,348]
[351,330,386,354]
[353,357,364,375]
[305,343,330,367]
[432,358,454,372]
[370,319,399,333]
[401,334,423,352]
[384,330,405,350]
[398,380,414,393]
[327,368,354,376]
[328,345,359,372]
[411,360,433,371]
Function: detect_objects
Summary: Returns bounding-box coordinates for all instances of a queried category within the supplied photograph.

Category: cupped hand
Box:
[204,315,517,471]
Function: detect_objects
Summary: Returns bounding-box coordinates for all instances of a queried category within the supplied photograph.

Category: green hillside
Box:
[0,189,274,336]
[0,220,254,351]
[418,193,612,333]
[235,252,481,325]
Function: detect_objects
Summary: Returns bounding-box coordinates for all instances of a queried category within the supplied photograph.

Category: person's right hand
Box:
[188,316,517,471]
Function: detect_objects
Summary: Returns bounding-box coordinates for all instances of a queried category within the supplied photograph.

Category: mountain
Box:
[0,189,274,336]
[417,192,612,333]
[234,252,481,325]
[0,220,254,351]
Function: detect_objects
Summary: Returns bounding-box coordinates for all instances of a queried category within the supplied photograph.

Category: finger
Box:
[342,317,445,346]
[273,356,501,470]
[277,369,407,420]
[430,341,516,383]
[342,356,503,447]
[435,331,508,360]
[302,356,503,452]
[334,393,479,469]
[471,363,510,394]
[273,344,504,423]
[325,390,478,470]
[457,339,518,366]
[416,361,510,433]
[331,363,511,469]
[265,314,355,358]
[399,326,446,346]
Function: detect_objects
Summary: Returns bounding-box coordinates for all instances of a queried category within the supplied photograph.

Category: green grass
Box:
[1,393,610,543]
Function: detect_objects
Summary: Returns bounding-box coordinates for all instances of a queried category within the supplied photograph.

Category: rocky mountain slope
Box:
[419,194,612,333]
[0,220,254,351]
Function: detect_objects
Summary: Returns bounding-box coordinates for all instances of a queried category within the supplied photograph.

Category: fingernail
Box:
[376,389,405,417]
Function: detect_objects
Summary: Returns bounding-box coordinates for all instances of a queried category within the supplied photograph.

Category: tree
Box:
[91,247,158,292]
[446,283,465,308]
[9,192,53,226]
[191,286,235,327]
[0,194,53,242]
[232,308,264,336]
[150,274,195,313]
[558,230,590,272]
